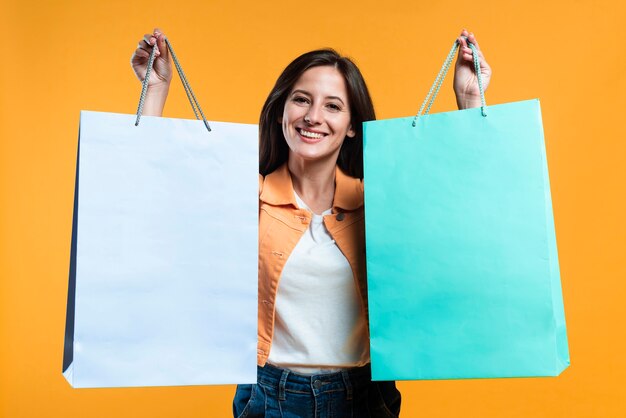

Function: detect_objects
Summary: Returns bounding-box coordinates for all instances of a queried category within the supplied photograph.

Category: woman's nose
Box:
[304,105,322,124]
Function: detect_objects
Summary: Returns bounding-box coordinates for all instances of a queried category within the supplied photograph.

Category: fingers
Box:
[133,48,151,59]
[137,28,167,59]
[458,29,478,44]
[464,30,484,57]
[155,34,169,61]
[457,29,469,62]
[137,34,159,58]
[457,33,470,63]
[457,29,485,63]
[458,28,468,44]
[131,36,154,67]
[152,28,169,60]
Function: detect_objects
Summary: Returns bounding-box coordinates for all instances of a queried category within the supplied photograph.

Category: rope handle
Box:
[135,38,211,132]
[412,36,487,127]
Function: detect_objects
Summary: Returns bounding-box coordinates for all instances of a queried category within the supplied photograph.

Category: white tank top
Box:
[267,191,370,374]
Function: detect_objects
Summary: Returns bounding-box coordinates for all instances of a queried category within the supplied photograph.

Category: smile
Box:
[297,128,327,140]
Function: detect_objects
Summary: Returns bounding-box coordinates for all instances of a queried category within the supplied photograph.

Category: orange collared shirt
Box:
[257,163,368,366]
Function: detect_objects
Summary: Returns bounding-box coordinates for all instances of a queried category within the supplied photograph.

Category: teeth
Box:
[300,129,324,139]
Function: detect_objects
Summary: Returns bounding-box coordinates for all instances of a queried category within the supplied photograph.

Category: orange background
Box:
[1,0,625,416]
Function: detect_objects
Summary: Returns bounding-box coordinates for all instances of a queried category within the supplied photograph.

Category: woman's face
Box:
[281,66,355,166]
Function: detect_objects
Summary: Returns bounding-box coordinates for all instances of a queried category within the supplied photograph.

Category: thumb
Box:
[455,37,467,68]
[152,29,169,61]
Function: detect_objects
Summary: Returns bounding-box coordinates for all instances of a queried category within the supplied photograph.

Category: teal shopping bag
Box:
[363,39,569,380]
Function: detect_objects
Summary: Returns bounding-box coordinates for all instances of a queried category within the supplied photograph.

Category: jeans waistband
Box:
[257,363,372,401]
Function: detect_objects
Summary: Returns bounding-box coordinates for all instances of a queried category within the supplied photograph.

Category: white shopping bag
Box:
[63,111,258,388]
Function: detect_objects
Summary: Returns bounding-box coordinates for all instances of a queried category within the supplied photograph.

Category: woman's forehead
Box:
[291,66,348,99]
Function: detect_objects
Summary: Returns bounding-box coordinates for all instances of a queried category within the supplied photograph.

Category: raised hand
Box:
[130,28,172,116]
[453,29,492,110]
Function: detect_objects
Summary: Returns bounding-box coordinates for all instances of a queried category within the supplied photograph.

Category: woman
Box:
[131,29,491,417]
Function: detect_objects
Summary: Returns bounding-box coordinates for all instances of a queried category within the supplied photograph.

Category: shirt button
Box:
[313,380,323,390]
[336,212,345,221]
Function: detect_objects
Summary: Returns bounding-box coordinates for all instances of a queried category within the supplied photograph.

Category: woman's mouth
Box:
[297,128,327,143]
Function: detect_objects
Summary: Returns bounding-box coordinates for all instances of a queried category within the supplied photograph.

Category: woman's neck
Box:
[288,156,336,215]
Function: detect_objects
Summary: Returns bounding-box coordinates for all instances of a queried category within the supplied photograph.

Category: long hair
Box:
[259,49,375,179]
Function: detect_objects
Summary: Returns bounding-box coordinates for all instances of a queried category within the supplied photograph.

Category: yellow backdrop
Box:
[1,0,625,416]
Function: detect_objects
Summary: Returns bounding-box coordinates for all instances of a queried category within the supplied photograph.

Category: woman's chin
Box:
[288,148,338,165]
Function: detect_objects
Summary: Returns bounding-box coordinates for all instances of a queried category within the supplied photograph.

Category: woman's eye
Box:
[326,103,342,111]
[292,96,309,104]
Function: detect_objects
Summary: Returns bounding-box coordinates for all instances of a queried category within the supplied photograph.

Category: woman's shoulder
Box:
[334,166,364,211]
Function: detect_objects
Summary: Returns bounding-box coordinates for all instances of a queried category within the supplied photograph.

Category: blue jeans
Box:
[233,364,401,418]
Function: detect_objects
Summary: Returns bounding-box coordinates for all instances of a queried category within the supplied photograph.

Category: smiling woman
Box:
[258,49,376,180]
[130,28,490,418]
[282,67,355,166]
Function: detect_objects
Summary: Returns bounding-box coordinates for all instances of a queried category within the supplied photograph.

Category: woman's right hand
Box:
[130,28,172,116]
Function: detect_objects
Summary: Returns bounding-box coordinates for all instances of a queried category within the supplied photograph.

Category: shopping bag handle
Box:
[412,36,487,127]
[135,38,211,132]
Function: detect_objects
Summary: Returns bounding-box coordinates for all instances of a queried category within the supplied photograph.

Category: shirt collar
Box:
[260,163,363,212]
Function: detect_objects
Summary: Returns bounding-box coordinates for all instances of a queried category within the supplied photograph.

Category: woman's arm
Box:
[453,29,492,110]
[130,28,172,116]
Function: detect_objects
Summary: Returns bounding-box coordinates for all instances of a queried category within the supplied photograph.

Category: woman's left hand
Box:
[453,29,492,110]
